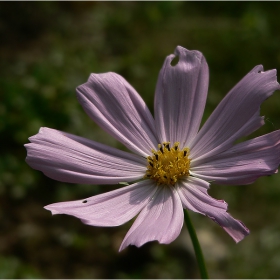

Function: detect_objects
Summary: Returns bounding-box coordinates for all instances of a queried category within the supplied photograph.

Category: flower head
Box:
[25,46,280,251]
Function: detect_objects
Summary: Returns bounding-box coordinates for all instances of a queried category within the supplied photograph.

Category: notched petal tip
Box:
[173,46,204,67]
[165,53,176,67]
[251,64,264,73]
[155,45,209,146]
[252,65,280,90]
[251,64,279,80]
[174,45,203,60]
[26,127,51,143]
[119,240,159,252]
[165,46,203,69]
[170,55,179,67]
[44,205,60,215]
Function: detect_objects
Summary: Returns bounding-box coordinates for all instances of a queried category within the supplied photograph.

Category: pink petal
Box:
[178,177,249,243]
[76,72,159,157]
[25,127,146,185]
[191,130,280,185]
[119,185,184,251]
[154,46,209,148]
[44,180,157,226]
[190,65,280,161]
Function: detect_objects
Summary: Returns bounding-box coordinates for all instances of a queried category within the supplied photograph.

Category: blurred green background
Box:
[1,2,280,278]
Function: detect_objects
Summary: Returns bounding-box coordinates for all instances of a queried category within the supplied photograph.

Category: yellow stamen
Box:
[145,142,191,186]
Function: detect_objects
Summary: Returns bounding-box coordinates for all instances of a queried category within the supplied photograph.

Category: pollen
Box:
[145,142,191,186]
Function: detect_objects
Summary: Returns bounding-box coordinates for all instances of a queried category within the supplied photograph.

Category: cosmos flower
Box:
[25,46,280,251]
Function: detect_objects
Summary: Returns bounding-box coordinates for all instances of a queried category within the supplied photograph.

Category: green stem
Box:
[184,209,209,279]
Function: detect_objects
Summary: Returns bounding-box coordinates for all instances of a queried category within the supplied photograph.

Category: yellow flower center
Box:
[145,142,191,186]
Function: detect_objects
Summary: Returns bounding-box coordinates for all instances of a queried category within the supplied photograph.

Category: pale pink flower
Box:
[25,46,280,251]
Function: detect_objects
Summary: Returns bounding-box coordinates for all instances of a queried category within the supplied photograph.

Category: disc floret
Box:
[145,142,191,186]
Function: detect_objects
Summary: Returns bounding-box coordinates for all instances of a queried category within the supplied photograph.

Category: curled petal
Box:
[45,180,157,227]
[119,185,184,251]
[25,127,146,185]
[178,177,249,242]
[191,130,280,185]
[191,65,280,161]
[154,46,209,148]
[76,72,159,156]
